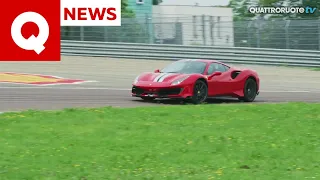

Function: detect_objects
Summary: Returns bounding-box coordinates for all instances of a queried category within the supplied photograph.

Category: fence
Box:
[61,40,320,67]
[234,19,320,50]
[61,15,320,50]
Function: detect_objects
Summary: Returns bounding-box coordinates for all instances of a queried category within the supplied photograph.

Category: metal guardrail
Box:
[61,40,320,67]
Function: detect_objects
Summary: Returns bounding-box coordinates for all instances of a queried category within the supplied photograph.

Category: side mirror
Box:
[208,71,222,80]
[154,69,160,73]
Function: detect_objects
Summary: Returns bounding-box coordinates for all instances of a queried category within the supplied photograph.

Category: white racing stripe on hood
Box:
[158,73,174,82]
[153,73,168,82]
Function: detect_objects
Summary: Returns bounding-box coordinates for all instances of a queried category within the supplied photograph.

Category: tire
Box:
[239,78,257,102]
[141,97,155,101]
[190,80,208,104]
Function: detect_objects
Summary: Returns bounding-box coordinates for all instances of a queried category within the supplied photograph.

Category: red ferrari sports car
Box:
[131,59,260,104]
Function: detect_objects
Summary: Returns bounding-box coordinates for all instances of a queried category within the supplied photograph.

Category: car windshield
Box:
[161,61,207,74]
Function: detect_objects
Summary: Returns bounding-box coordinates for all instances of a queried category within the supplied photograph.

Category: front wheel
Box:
[190,80,208,104]
[239,78,257,102]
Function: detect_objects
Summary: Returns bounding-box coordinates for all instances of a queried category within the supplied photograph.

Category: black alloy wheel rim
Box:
[245,81,256,100]
[194,82,207,102]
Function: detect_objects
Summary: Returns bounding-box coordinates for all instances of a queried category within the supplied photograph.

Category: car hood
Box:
[137,72,190,83]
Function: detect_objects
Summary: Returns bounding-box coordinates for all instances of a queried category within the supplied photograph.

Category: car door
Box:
[216,64,234,95]
[206,63,231,96]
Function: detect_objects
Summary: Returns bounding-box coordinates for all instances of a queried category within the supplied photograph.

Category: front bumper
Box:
[131,84,193,99]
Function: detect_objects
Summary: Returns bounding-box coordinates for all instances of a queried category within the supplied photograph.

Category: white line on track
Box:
[0,86,314,93]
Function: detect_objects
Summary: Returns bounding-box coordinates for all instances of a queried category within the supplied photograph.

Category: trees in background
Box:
[103,0,149,43]
[122,0,135,17]
[153,0,162,5]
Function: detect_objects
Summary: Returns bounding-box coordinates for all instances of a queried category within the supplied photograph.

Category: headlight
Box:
[171,76,189,85]
[133,76,140,84]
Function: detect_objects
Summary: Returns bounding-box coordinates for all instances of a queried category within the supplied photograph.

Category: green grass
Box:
[1,103,320,180]
[311,68,320,71]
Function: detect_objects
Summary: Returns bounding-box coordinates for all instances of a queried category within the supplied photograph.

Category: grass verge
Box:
[1,103,320,179]
[311,68,320,71]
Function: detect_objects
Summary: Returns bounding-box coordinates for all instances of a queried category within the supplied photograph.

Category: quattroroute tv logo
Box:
[0,0,121,61]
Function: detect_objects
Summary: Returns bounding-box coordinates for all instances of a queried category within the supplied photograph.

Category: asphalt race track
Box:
[0,56,319,112]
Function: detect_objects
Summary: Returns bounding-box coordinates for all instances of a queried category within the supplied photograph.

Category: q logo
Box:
[11,11,49,55]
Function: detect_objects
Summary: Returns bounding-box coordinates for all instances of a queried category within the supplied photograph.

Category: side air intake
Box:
[231,71,241,79]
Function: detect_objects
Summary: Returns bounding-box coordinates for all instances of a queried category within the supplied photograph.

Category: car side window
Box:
[207,63,229,74]
[207,64,215,74]
[221,64,230,71]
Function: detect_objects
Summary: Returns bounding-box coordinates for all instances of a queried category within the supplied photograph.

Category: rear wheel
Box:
[239,78,257,102]
[141,97,155,101]
[190,80,208,104]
